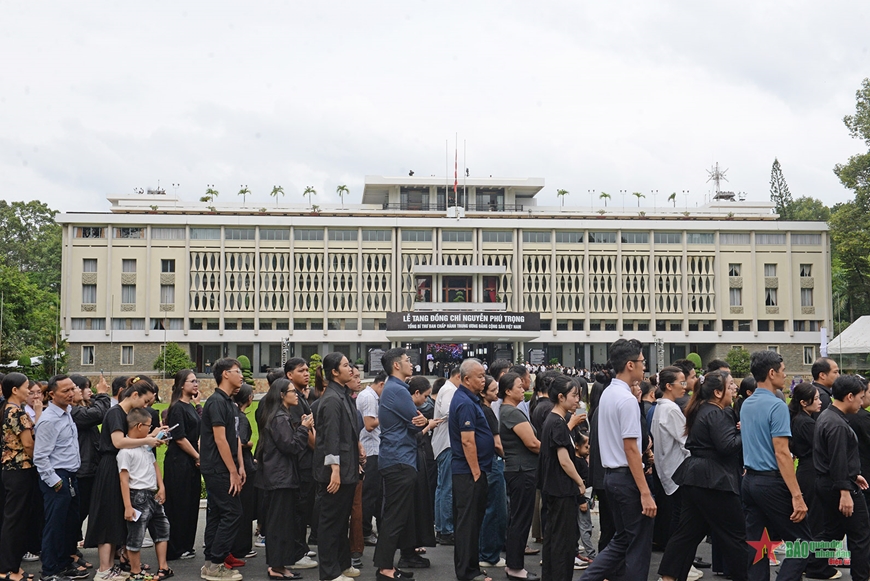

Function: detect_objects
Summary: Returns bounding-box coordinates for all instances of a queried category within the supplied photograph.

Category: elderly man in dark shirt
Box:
[814,374,870,581]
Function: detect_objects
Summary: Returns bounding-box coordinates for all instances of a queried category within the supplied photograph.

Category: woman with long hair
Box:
[231,384,257,561]
[479,374,507,569]
[256,378,313,580]
[657,371,746,581]
[0,372,36,581]
[733,375,756,421]
[788,382,824,543]
[163,369,201,561]
[85,376,163,580]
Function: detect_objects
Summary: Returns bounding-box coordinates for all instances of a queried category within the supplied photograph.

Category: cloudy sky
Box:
[2,1,869,212]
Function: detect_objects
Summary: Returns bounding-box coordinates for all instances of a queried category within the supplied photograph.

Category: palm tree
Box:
[303,186,317,208]
[632,191,646,207]
[668,192,677,207]
[270,185,285,207]
[599,192,611,207]
[200,185,219,203]
[237,185,250,206]
[336,184,349,209]
[556,188,569,208]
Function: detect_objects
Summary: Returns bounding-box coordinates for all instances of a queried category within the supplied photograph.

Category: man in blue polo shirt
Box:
[374,348,429,580]
[449,358,495,581]
[741,350,833,581]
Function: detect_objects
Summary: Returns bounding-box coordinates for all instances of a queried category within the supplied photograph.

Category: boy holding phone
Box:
[118,408,172,580]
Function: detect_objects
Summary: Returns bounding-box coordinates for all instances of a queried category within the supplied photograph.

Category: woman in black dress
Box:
[163,369,201,561]
[789,382,823,539]
[85,376,162,578]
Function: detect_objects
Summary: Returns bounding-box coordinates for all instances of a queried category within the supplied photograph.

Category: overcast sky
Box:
[2,1,869,212]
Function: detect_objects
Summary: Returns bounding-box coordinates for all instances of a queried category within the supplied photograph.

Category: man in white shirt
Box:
[431,366,460,544]
[582,339,656,581]
[357,371,386,545]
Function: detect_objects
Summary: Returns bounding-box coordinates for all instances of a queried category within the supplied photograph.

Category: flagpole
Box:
[445,139,449,209]
[463,139,467,208]
[454,133,458,207]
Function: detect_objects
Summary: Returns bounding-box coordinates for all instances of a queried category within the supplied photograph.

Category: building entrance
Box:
[402,342,514,377]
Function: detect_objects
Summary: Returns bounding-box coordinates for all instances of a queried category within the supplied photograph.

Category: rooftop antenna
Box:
[706,162,729,193]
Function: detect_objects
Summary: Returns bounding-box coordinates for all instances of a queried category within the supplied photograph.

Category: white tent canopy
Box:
[827,315,870,355]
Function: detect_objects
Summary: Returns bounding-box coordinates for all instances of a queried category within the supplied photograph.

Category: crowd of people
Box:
[4,341,870,581]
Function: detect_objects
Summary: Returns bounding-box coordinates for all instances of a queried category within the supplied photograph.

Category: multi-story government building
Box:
[59,175,831,377]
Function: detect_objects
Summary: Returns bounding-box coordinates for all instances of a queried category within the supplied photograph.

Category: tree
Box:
[270,185,285,206]
[0,200,62,291]
[336,184,349,209]
[668,192,677,207]
[599,192,611,207]
[686,352,702,373]
[789,196,831,221]
[632,192,645,207]
[308,353,322,387]
[152,342,196,378]
[725,348,751,378]
[769,158,793,220]
[237,355,254,384]
[237,185,250,206]
[303,186,317,208]
[556,189,569,207]
[200,185,219,204]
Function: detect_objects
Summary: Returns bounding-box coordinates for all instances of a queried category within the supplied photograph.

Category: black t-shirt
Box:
[166,401,201,455]
[237,408,256,475]
[538,412,578,498]
[98,405,128,455]
[200,389,240,475]
[482,405,498,437]
[531,398,554,435]
[846,408,870,479]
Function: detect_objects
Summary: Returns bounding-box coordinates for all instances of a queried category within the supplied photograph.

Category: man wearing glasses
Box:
[582,339,656,581]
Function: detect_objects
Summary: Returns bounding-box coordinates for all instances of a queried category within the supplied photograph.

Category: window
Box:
[75,227,105,239]
[83,259,97,272]
[637,321,649,331]
[161,259,175,273]
[604,321,617,331]
[765,288,777,306]
[803,346,816,365]
[723,320,735,332]
[792,234,822,245]
[729,263,741,276]
[738,320,751,331]
[557,320,569,331]
[442,230,473,242]
[82,284,97,303]
[81,346,95,366]
[588,232,617,244]
[401,230,432,242]
[621,232,649,244]
[225,228,255,240]
[768,345,780,354]
[71,318,87,330]
[190,228,221,240]
[121,346,134,366]
[522,231,551,243]
[310,320,324,330]
[555,232,583,244]
[361,230,391,242]
[122,259,136,273]
[482,231,512,243]
[757,234,786,245]
[729,288,742,306]
[92,318,106,330]
[294,229,325,241]
[260,228,290,241]
[152,228,185,240]
[114,227,144,239]
[800,264,812,277]
[294,320,308,330]
[121,284,136,304]
[160,285,175,304]
[686,232,714,244]
[774,320,785,332]
[328,319,341,331]
[764,264,777,277]
[801,288,813,307]
[654,232,681,244]
[720,233,750,245]
[758,320,770,332]
[329,229,359,241]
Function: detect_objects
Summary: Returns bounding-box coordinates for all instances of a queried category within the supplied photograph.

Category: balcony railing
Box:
[382,202,524,212]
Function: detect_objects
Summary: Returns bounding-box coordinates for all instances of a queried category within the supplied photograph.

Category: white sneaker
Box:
[306,551,317,558]
[574,556,589,570]
[141,536,154,548]
[22,552,40,562]
[293,556,319,569]
[688,566,704,581]
[479,558,506,568]
[342,566,361,577]
[94,569,127,581]
[255,535,266,548]
[201,563,243,580]
[327,576,354,581]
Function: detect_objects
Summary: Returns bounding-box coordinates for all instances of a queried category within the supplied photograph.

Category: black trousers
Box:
[453,472,488,581]
[582,469,655,581]
[27,469,44,555]
[373,464,417,570]
[659,486,747,581]
[505,471,536,571]
[39,470,79,577]
[264,488,303,569]
[0,468,35,573]
[798,464,837,579]
[317,482,355,580]
[164,456,200,560]
[203,472,243,564]
[75,476,94,543]
[293,481,313,558]
[232,478,258,557]
[361,454,382,537]
[541,495,579,581]
[816,481,870,581]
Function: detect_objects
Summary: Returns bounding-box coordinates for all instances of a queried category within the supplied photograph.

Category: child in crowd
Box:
[118,408,173,580]
[575,432,596,564]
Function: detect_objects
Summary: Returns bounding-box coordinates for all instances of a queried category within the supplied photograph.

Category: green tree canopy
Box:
[153,342,196,378]
[789,196,831,221]
[238,355,254,384]
[770,158,793,219]
[725,348,751,379]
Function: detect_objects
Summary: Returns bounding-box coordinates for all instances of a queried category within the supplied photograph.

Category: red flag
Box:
[453,148,458,195]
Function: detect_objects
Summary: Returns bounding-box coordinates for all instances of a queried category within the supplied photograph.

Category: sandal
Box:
[129,573,155,581]
[73,556,93,569]
[415,547,426,554]
[156,568,174,580]
[267,568,302,580]
[471,576,493,581]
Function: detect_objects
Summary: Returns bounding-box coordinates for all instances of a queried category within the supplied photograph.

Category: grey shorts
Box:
[126,489,170,551]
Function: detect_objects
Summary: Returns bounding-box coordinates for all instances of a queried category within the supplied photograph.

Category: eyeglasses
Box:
[630,359,647,367]
[136,422,152,429]
[677,381,688,387]
[227,369,243,375]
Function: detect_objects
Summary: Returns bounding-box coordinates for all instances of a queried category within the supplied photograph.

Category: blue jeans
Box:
[435,449,454,535]
[40,470,79,577]
[479,456,507,564]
